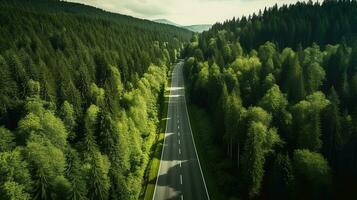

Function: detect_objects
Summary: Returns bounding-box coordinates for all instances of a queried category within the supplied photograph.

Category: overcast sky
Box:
[66,0,318,26]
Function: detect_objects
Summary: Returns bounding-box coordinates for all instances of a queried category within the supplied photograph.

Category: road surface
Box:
[153,61,210,200]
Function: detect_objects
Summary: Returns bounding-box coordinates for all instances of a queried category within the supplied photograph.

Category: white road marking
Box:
[154,62,210,200]
[182,67,211,200]
[180,174,183,185]
[178,139,180,145]
[178,125,180,129]
[179,160,182,168]
[153,62,179,199]
[178,132,180,137]
[179,148,181,155]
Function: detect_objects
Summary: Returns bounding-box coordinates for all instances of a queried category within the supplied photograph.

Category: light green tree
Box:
[0,127,15,152]
[293,149,331,197]
[241,107,281,198]
[292,92,329,151]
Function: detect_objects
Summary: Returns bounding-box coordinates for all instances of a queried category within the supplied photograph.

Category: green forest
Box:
[183,0,357,199]
[1,0,357,200]
[0,0,191,199]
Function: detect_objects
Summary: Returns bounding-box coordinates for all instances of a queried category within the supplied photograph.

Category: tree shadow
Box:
[151,157,208,200]
[151,159,186,199]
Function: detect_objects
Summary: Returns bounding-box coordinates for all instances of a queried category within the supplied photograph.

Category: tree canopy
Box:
[183,1,357,198]
[0,0,191,199]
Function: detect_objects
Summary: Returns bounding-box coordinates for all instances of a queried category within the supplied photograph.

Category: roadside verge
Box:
[142,67,172,200]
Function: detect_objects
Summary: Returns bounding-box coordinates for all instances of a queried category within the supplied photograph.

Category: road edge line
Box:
[181,63,211,200]
[152,61,177,199]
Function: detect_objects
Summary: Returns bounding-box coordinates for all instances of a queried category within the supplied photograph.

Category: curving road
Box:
[153,61,210,200]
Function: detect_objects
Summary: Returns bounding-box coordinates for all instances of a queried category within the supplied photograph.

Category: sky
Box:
[66,0,318,26]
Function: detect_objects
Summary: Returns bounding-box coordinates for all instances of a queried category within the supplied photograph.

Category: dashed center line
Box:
[180,174,183,185]
[178,139,180,145]
[179,160,182,168]
[178,132,180,137]
[179,148,181,155]
[181,195,184,200]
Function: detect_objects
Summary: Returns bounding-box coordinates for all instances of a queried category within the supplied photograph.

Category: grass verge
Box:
[142,70,172,200]
[187,105,229,200]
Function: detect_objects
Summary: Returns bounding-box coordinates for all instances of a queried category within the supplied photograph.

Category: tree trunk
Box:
[237,142,240,169]
[230,135,233,159]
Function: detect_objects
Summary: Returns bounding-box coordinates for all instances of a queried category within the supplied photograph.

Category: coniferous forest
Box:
[1,0,357,200]
[0,0,191,199]
[183,0,357,199]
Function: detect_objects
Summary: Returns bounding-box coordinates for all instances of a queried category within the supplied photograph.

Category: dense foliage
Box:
[0,0,192,199]
[184,0,357,199]
[194,0,357,68]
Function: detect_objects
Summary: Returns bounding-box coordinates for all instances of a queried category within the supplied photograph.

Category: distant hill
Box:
[153,19,181,27]
[153,19,212,33]
[184,24,212,33]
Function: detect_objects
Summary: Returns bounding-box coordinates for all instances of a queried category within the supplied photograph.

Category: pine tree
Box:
[269,153,295,199]
[321,87,342,168]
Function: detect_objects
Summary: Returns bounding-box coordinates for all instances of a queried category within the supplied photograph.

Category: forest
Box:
[0,0,192,199]
[183,0,357,199]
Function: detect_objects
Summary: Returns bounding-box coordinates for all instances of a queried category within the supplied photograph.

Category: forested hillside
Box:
[196,0,357,67]
[0,0,192,199]
[183,0,357,199]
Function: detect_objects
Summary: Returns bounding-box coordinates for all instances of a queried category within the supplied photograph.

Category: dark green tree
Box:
[269,153,295,199]
[293,149,331,199]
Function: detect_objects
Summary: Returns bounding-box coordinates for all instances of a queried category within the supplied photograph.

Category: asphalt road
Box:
[153,61,210,200]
